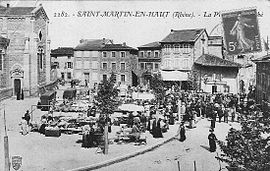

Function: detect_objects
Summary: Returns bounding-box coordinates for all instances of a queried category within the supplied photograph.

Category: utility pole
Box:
[3,105,10,171]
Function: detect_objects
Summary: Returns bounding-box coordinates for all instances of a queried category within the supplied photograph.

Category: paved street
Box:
[1,95,240,171]
[98,119,241,171]
[0,95,178,171]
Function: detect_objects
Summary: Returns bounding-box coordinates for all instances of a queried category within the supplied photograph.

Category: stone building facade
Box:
[74,39,138,89]
[0,36,10,100]
[142,28,241,93]
[159,29,208,88]
[253,55,270,103]
[137,41,161,85]
[0,4,51,97]
[51,47,74,82]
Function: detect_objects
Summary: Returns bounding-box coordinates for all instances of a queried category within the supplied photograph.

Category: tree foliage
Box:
[217,108,270,171]
[94,73,120,116]
[187,71,199,91]
[149,72,165,102]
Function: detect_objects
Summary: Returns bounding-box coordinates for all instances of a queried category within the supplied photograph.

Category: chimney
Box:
[79,39,84,43]
[7,4,10,8]
[123,42,126,46]
[102,38,106,45]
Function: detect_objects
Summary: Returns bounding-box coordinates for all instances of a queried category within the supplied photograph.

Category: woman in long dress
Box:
[208,130,217,152]
[179,124,186,142]
[230,14,255,52]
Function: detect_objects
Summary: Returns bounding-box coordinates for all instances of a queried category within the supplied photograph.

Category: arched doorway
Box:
[14,79,21,95]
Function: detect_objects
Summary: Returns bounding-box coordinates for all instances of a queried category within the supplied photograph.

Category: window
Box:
[68,56,71,59]
[183,44,190,53]
[120,63,126,71]
[164,44,171,52]
[55,62,59,69]
[147,51,151,57]
[67,62,73,69]
[92,61,98,69]
[121,52,126,58]
[0,52,3,71]
[103,74,107,81]
[121,75,125,82]
[102,63,107,70]
[140,63,145,70]
[174,44,180,52]
[76,61,82,69]
[102,52,107,57]
[67,72,71,79]
[146,63,153,70]
[111,51,116,57]
[140,51,144,57]
[84,61,90,69]
[92,72,98,81]
[112,63,116,71]
[61,72,64,79]
[38,48,43,69]
[155,63,159,70]
[154,51,159,58]
[183,59,189,69]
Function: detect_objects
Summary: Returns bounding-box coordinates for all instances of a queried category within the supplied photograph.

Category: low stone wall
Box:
[0,87,13,101]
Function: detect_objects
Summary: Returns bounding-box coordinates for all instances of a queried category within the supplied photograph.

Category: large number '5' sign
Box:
[229,42,237,51]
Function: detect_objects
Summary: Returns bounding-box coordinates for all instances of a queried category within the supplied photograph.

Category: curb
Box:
[68,133,179,171]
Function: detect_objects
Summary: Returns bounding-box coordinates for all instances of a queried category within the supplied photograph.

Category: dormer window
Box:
[102,52,107,57]
[147,51,151,57]
[174,44,180,52]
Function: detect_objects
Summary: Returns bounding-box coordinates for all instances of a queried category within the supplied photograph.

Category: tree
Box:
[94,73,120,154]
[94,73,119,118]
[217,108,270,171]
[149,72,165,103]
[187,71,199,91]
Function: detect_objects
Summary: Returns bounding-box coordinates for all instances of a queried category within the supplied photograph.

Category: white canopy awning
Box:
[160,71,188,81]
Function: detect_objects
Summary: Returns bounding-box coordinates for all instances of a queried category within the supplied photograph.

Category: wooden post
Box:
[193,161,197,171]
[104,124,109,155]
[3,108,10,171]
[4,136,10,171]
[177,161,180,171]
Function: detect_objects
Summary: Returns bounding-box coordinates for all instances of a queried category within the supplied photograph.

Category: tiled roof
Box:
[75,39,136,51]
[208,35,222,40]
[138,41,161,48]
[252,54,270,62]
[51,47,74,56]
[102,44,136,51]
[161,29,205,43]
[0,6,35,16]
[195,54,241,68]
[75,39,108,51]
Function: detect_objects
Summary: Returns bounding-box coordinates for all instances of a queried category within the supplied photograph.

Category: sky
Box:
[1,0,270,50]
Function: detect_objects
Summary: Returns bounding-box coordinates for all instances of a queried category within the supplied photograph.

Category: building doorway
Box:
[14,79,21,95]
[212,85,217,94]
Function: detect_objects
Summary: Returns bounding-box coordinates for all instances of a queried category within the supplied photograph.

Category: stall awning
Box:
[160,71,188,81]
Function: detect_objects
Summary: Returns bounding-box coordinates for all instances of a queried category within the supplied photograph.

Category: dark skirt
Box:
[209,139,216,152]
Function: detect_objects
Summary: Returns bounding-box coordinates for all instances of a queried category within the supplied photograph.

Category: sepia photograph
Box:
[0,0,270,171]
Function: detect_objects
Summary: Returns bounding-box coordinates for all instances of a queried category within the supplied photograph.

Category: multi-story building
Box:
[0,36,10,100]
[137,41,161,85]
[0,4,51,97]
[74,39,137,89]
[51,47,74,82]
[159,28,241,93]
[253,54,270,103]
[159,29,208,88]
